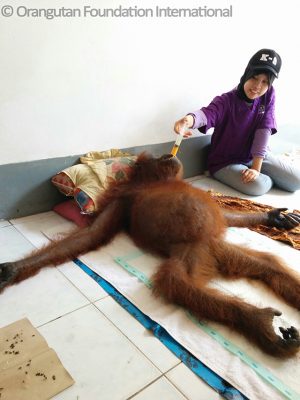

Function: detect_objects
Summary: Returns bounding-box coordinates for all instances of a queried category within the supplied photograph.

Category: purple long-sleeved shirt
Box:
[187,87,276,174]
[189,111,271,158]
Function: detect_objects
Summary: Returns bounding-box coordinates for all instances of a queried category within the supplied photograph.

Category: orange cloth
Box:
[210,191,300,250]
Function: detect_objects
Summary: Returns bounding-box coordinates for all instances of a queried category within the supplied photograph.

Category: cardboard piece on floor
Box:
[0,318,74,400]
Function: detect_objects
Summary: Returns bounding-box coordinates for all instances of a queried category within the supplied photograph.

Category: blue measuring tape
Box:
[114,252,300,400]
[74,257,247,399]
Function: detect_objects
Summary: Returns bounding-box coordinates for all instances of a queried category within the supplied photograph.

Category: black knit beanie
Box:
[237,49,282,102]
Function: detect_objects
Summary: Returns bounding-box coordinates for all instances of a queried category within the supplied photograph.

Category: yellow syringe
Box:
[171,133,184,156]
[171,122,188,156]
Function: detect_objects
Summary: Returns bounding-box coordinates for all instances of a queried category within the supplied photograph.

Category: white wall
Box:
[0,0,299,165]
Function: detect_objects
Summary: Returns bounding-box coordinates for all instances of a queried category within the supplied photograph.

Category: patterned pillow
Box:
[51,154,136,215]
[51,172,75,196]
[87,156,137,188]
[74,188,96,214]
[106,156,136,184]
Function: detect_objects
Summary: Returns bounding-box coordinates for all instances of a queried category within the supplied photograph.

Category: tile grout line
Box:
[90,302,170,373]
[90,301,191,399]
[162,373,190,400]
[37,300,188,399]
[126,372,190,400]
[125,376,163,400]
[10,223,108,304]
[36,303,92,329]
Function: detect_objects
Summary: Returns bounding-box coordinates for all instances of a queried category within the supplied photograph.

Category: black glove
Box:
[267,208,300,230]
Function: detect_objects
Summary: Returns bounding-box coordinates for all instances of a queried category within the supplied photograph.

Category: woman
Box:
[174,49,300,195]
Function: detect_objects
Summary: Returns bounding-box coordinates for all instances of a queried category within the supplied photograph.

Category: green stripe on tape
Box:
[120,250,145,262]
[187,314,298,400]
[114,253,300,400]
[115,256,153,289]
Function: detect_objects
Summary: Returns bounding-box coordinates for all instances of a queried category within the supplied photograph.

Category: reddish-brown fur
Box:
[1,153,300,358]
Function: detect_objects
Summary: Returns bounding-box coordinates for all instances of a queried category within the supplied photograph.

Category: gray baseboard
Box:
[0,135,211,220]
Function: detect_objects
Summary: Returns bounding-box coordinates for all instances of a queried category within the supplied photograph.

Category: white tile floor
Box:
[0,177,299,400]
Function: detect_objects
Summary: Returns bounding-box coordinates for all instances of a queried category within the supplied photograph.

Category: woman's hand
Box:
[174,115,194,137]
[241,168,260,183]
